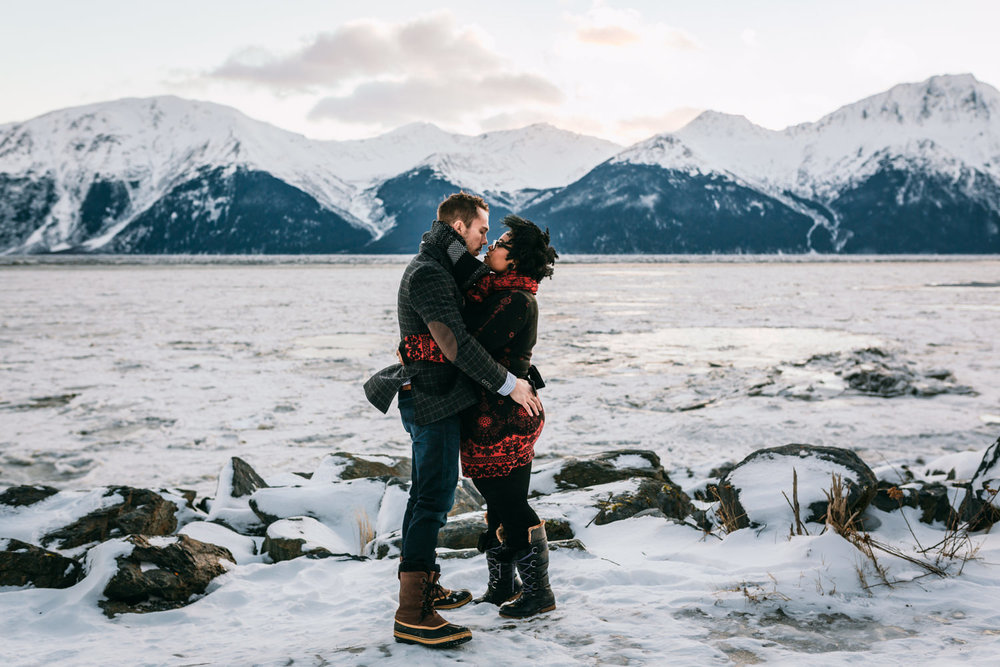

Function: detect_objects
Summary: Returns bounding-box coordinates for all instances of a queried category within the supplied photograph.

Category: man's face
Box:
[454,207,490,256]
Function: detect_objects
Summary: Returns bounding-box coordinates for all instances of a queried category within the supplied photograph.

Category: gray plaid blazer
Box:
[364,221,508,425]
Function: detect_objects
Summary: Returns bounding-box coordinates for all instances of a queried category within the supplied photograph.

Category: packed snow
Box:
[3,257,1000,664]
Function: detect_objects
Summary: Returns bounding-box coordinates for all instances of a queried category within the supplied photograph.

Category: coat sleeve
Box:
[408,264,509,393]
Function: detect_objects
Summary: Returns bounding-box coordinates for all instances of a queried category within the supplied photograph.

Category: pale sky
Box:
[1,0,998,144]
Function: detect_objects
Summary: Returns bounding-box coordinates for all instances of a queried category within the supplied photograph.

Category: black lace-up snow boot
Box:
[474,525,522,605]
[498,522,556,618]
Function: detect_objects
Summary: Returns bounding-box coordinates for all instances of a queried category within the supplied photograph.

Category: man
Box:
[364,192,542,648]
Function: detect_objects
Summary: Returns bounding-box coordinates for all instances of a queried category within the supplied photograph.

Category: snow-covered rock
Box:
[263,517,353,562]
[959,434,1000,528]
[716,444,878,531]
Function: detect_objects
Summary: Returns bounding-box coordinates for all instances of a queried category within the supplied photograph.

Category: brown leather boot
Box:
[394,571,473,648]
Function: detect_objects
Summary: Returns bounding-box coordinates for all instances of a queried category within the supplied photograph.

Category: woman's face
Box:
[484,232,515,273]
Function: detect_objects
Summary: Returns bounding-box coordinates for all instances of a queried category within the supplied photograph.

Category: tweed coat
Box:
[364,221,509,425]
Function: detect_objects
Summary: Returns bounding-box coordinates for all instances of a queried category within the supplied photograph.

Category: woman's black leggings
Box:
[472,461,540,552]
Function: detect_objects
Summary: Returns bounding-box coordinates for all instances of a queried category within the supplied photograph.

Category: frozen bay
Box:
[2,257,998,493]
[3,257,1000,666]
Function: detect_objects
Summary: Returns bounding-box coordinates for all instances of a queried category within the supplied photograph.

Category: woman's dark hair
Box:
[504,215,558,281]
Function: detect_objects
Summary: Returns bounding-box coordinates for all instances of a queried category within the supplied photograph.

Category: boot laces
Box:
[420,577,436,620]
[519,547,539,592]
[487,552,502,587]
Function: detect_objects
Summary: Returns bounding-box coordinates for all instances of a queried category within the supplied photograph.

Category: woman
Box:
[401,215,558,618]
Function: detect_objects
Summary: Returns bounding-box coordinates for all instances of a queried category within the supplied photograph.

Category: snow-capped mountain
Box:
[526,74,1000,253]
[0,99,619,254]
[2,75,999,254]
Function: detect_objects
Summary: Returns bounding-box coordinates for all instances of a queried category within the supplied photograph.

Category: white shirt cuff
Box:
[497,372,517,396]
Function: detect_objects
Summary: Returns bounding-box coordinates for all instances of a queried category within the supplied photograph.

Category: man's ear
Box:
[449,219,467,234]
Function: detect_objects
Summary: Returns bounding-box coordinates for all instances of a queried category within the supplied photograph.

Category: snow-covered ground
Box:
[2,257,1000,664]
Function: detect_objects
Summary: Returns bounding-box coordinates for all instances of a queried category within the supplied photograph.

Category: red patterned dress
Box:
[400,272,544,479]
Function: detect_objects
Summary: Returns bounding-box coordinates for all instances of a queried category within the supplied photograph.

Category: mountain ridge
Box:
[1,74,998,254]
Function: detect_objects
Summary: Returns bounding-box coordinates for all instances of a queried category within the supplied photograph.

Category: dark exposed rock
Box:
[716,444,878,531]
[41,487,178,549]
[871,480,957,525]
[263,535,325,562]
[438,538,587,560]
[391,514,574,553]
[172,489,198,510]
[0,393,79,411]
[436,514,488,550]
[0,485,59,507]
[228,457,268,498]
[801,348,976,398]
[0,538,83,588]
[551,450,666,491]
[100,535,233,616]
[958,435,1000,530]
[593,477,695,526]
[449,479,485,516]
[543,518,574,541]
[327,452,411,481]
[708,463,736,480]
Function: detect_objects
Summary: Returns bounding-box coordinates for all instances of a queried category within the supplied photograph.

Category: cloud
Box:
[576,25,640,46]
[568,6,699,52]
[205,12,503,92]
[741,29,759,49]
[308,73,563,125]
[199,11,565,129]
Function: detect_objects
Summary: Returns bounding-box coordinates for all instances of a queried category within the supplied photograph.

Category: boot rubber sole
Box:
[393,621,472,648]
[498,603,556,619]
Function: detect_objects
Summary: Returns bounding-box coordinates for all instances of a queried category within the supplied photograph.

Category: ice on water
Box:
[2,257,1000,663]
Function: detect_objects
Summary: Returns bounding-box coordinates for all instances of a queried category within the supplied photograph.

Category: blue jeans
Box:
[398,391,460,570]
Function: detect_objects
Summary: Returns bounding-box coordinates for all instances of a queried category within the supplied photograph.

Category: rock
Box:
[0,538,83,588]
[593,478,694,526]
[959,435,1000,530]
[205,458,270,536]
[550,450,666,491]
[438,537,588,560]
[227,457,268,498]
[871,480,956,525]
[833,348,974,398]
[708,463,736,480]
[549,538,587,552]
[311,452,411,483]
[716,444,877,531]
[0,485,60,507]
[177,521,258,565]
[248,477,392,559]
[262,517,354,562]
[41,487,178,549]
[542,518,574,541]
[100,534,233,616]
[436,513,487,550]
[398,514,574,553]
[449,478,485,516]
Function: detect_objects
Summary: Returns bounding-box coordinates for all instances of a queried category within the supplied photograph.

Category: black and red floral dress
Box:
[400,272,544,479]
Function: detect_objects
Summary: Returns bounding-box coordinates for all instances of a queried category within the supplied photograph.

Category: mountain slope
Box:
[529,74,1000,254]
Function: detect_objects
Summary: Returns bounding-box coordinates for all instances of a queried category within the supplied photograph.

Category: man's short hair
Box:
[437,192,489,227]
